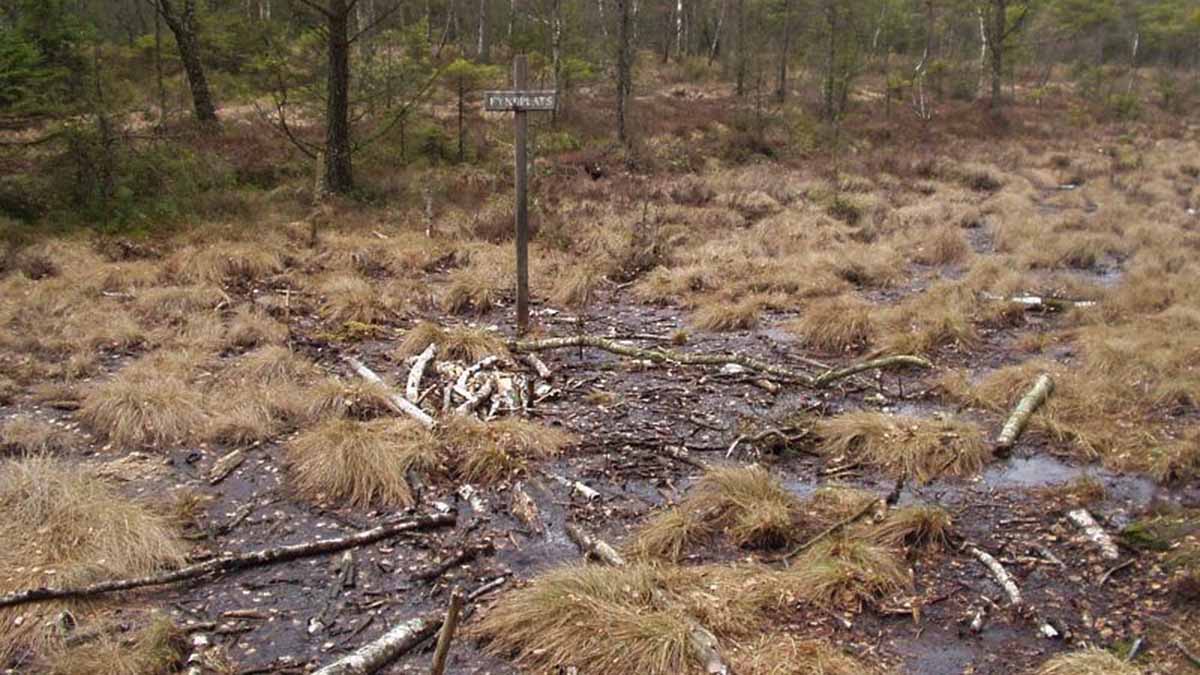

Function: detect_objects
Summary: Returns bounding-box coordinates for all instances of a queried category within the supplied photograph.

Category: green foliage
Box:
[537,130,582,154]
[1105,92,1141,121]
[0,27,46,110]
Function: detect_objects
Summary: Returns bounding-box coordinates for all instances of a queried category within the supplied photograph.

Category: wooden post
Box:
[513,54,530,335]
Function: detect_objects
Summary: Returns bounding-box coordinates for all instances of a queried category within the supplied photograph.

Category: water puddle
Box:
[983,453,1157,506]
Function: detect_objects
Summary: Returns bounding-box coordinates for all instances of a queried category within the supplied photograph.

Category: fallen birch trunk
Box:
[0,513,454,609]
[1066,509,1120,560]
[508,335,931,388]
[313,577,507,675]
[981,292,1097,312]
[406,344,437,402]
[429,588,466,675]
[564,524,730,675]
[995,374,1053,451]
[346,357,436,428]
[965,543,1059,639]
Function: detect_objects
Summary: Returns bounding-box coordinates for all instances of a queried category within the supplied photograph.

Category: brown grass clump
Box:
[878,281,1023,355]
[770,537,910,609]
[476,563,696,674]
[79,359,208,450]
[690,294,772,332]
[869,505,953,551]
[909,224,973,266]
[550,265,605,308]
[396,321,508,362]
[816,412,990,483]
[0,457,187,662]
[165,242,283,286]
[223,305,288,350]
[46,614,185,675]
[287,418,439,508]
[226,345,320,386]
[133,284,227,324]
[441,244,511,314]
[318,274,398,324]
[787,295,875,352]
[630,466,799,561]
[205,388,283,446]
[730,634,874,675]
[1033,648,1142,675]
[0,416,80,455]
[441,417,574,483]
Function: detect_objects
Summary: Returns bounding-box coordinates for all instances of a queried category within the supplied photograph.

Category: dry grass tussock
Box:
[1033,648,1142,675]
[771,537,910,609]
[816,411,990,483]
[396,321,508,362]
[79,353,209,450]
[441,243,512,314]
[689,293,779,332]
[0,416,81,455]
[628,466,799,561]
[287,418,438,508]
[787,295,874,353]
[164,241,283,285]
[440,416,574,484]
[476,563,698,674]
[869,505,953,551]
[45,614,185,675]
[0,457,186,662]
[316,273,402,324]
[222,305,288,350]
[729,634,873,675]
[133,284,227,324]
[225,345,320,386]
[878,281,1024,355]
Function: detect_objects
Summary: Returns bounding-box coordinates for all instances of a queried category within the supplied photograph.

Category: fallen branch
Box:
[207,449,245,485]
[406,344,437,402]
[346,357,436,428]
[778,497,883,563]
[509,483,543,534]
[1066,509,1120,561]
[454,378,495,416]
[995,374,1053,451]
[0,513,455,609]
[552,474,601,501]
[313,577,506,675]
[520,353,553,378]
[410,541,494,582]
[809,355,934,388]
[509,335,931,388]
[429,588,465,675]
[965,543,1058,638]
[564,524,729,674]
[982,292,1097,312]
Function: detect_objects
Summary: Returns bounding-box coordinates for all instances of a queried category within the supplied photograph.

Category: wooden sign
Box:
[484,90,558,112]
[487,56,557,336]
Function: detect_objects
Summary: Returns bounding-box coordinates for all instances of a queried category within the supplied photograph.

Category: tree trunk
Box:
[989,0,1005,111]
[734,0,746,96]
[325,0,354,193]
[823,1,836,120]
[775,0,792,101]
[157,0,219,125]
[707,0,725,66]
[616,0,632,144]
[478,0,491,61]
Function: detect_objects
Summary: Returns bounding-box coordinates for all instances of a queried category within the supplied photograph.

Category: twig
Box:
[1176,640,1200,668]
[429,588,465,675]
[777,498,882,562]
[1098,558,1135,586]
[0,513,454,609]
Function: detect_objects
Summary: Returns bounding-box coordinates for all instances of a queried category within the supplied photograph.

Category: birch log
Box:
[406,344,437,402]
[0,513,454,609]
[966,543,1059,638]
[346,357,436,428]
[312,615,441,675]
[995,374,1053,451]
[1067,509,1120,560]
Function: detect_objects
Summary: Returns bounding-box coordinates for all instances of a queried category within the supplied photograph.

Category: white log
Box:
[996,374,1054,451]
[455,378,495,416]
[346,357,436,428]
[551,474,600,501]
[406,344,437,402]
[1067,509,1120,560]
[520,353,553,378]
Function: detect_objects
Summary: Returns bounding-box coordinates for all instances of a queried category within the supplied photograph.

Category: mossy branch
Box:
[509,335,932,388]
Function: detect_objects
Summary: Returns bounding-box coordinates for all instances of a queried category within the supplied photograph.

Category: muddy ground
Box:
[11,273,1195,674]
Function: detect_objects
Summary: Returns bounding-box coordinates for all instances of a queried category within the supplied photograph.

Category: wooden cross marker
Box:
[484,54,557,336]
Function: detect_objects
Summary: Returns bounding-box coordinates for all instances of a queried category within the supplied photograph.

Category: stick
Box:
[564,524,729,674]
[809,355,934,388]
[406,344,437,402]
[346,357,436,428]
[313,577,507,675]
[509,335,931,388]
[778,498,883,562]
[0,513,454,609]
[965,544,1022,605]
[429,589,465,675]
[520,353,553,378]
[1067,509,1120,561]
[552,474,601,501]
[995,374,1053,451]
[208,449,245,485]
[454,378,495,416]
